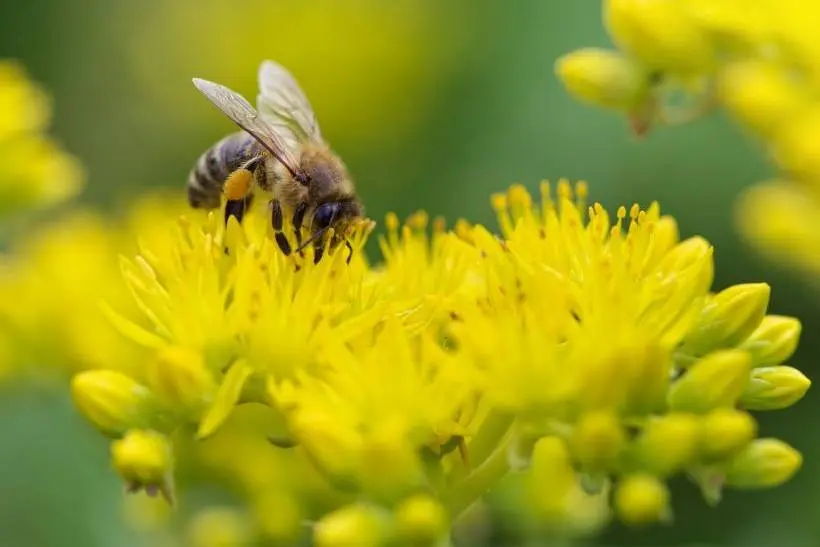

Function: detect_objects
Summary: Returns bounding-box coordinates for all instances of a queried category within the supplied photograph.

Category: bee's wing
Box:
[192,77,301,175]
[256,60,323,143]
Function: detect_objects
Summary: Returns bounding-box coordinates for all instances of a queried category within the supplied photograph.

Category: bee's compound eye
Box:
[314,202,339,229]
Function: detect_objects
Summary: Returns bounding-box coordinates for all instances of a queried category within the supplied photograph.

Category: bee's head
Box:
[306,199,364,263]
[312,199,362,237]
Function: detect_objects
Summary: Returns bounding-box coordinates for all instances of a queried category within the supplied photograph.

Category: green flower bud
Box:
[668,350,752,413]
[569,412,626,472]
[739,366,810,410]
[314,504,386,547]
[724,438,802,489]
[604,0,716,75]
[615,474,670,526]
[395,495,448,546]
[699,409,757,461]
[633,414,700,476]
[739,315,802,368]
[71,370,156,437]
[683,283,770,357]
[555,48,651,111]
[111,429,174,503]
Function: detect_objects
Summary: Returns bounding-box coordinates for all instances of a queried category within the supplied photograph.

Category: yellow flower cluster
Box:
[555,0,820,277]
[66,181,808,545]
[0,60,82,220]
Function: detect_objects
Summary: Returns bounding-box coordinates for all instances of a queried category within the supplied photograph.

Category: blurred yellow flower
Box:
[556,0,820,281]
[0,60,82,218]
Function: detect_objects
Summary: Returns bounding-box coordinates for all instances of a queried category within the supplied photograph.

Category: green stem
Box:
[443,428,513,519]
[468,410,515,468]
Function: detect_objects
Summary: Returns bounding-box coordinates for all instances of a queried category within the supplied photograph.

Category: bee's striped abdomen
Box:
[187,131,261,209]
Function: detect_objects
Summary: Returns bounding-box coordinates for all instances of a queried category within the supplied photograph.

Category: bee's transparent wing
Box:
[257,60,323,143]
[192,77,301,174]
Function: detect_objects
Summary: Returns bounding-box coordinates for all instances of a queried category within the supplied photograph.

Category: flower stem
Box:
[443,428,512,520]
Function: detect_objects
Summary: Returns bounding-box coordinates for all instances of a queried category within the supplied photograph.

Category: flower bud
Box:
[555,48,651,111]
[529,436,576,520]
[395,495,448,546]
[314,504,386,547]
[111,429,174,503]
[359,425,424,504]
[718,60,811,138]
[739,366,810,411]
[739,315,801,368]
[615,474,670,526]
[633,414,700,476]
[71,370,155,437]
[569,412,625,472]
[682,283,770,357]
[658,237,714,298]
[146,346,216,418]
[604,0,715,74]
[698,409,757,461]
[724,438,802,489]
[186,507,253,547]
[668,349,752,413]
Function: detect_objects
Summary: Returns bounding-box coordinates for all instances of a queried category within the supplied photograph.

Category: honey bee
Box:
[188,60,363,263]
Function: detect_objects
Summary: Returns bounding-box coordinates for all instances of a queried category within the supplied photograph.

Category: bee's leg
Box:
[313,244,324,265]
[224,194,254,226]
[345,241,354,265]
[291,202,308,256]
[270,198,292,256]
[222,195,254,255]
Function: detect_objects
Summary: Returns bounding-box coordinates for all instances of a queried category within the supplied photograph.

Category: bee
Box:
[187,60,363,263]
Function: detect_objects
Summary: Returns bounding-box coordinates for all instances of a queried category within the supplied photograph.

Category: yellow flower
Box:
[111,429,175,503]
[63,181,806,539]
[558,0,820,278]
[0,60,82,218]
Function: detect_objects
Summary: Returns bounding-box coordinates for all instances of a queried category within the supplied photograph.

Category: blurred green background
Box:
[1,0,816,546]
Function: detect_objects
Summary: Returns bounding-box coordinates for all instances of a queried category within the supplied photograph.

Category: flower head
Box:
[58,180,807,541]
[0,60,82,219]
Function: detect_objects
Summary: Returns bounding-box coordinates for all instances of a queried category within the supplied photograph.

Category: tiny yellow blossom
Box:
[632,414,700,476]
[569,412,626,473]
[667,350,752,413]
[146,346,217,420]
[739,315,802,368]
[111,429,174,503]
[680,283,770,358]
[739,366,811,410]
[698,409,757,461]
[614,474,670,525]
[71,370,158,437]
[724,438,802,489]
[555,48,652,111]
[394,495,449,546]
